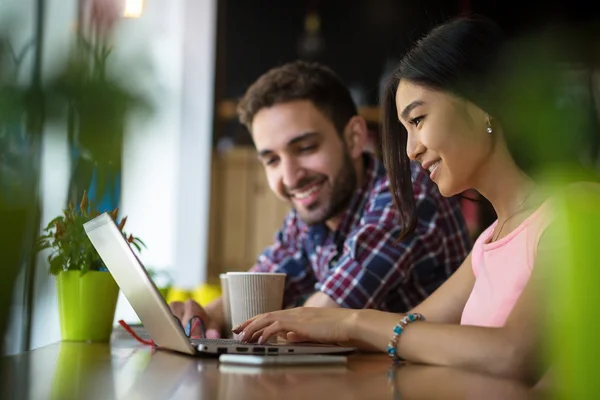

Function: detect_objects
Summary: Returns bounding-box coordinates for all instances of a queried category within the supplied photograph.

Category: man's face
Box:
[251,100,357,225]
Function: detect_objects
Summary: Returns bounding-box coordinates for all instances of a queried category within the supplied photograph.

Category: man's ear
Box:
[343,116,368,159]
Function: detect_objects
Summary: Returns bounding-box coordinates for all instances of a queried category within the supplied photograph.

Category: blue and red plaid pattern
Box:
[250,152,471,312]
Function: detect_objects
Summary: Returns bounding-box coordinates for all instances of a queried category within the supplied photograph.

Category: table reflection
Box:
[389,364,545,400]
[1,341,554,400]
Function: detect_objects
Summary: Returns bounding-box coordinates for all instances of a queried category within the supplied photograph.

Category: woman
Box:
[234,16,596,381]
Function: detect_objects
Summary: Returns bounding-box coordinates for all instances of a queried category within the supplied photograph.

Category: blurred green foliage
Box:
[544,184,600,399]
[47,34,153,166]
[0,1,153,356]
[493,24,600,398]
[46,21,153,207]
[0,31,38,358]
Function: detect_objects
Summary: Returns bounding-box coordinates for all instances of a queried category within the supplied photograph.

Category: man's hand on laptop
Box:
[169,299,221,339]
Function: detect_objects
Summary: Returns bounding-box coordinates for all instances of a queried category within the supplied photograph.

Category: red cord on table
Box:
[118,320,155,346]
[119,318,204,346]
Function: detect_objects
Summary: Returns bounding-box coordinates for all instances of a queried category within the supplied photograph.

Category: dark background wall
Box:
[213,0,599,146]
[220,1,458,103]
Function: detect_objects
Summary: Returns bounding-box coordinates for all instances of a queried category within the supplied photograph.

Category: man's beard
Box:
[293,152,357,226]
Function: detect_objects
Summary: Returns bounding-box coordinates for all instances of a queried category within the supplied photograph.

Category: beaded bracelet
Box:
[387,313,426,363]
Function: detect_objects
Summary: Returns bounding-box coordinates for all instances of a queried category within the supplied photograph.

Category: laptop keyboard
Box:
[190,338,242,346]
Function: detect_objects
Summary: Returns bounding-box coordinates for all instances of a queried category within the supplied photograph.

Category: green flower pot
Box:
[56,270,119,342]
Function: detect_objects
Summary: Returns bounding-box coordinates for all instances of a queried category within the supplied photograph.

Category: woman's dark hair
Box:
[382,14,600,239]
[381,15,504,238]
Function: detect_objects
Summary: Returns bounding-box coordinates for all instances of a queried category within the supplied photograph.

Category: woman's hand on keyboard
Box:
[232,307,359,345]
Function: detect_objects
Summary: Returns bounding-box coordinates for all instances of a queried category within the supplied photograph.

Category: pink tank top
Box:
[461,203,552,327]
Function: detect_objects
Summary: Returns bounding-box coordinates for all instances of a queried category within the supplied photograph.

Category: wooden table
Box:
[1,338,545,399]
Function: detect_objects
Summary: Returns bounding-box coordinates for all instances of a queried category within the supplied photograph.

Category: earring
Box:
[486,116,493,134]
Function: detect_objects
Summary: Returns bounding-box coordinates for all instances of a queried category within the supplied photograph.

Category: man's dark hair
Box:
[237,61,358,135]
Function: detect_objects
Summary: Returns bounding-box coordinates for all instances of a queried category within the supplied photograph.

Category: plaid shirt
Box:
[251,153,471,312]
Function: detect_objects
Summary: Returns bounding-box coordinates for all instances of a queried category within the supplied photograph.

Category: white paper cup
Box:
[226,272,286,341]
[220,273,232,336]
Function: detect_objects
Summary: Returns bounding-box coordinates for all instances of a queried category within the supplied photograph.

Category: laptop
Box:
[83,213,355,357]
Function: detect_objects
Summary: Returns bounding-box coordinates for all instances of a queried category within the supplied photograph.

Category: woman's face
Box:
[395,80,495,196]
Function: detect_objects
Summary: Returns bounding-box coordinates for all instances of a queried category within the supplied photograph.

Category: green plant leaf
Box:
[78,36,93,52]
[44,216,63,231]
[49,256,63,276]
[80,259,89,275]
[131,242,142,253]
[35,191,146,275]
[35,239,51,252]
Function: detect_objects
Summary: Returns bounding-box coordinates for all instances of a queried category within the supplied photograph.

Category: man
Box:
[171,61,471,338]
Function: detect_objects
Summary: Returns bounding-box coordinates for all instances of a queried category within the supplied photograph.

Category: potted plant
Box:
[35,191,145,342]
